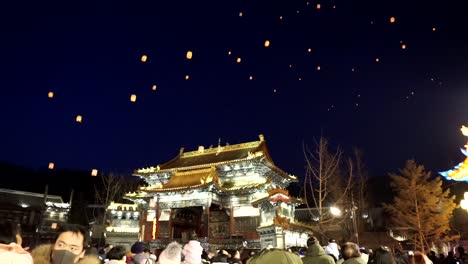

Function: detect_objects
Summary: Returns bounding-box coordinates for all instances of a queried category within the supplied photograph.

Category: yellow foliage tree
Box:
[385,160,457,251]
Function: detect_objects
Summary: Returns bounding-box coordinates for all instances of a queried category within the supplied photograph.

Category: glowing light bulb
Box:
[186,51,193,60]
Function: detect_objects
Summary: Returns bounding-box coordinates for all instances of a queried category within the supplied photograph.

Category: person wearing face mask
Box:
[32,224,100,264]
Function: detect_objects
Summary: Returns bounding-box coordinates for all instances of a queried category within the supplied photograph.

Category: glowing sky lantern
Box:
[186,51,193,60]
[316,65,321,71]
[76,115,83,123]
[432,27,437,32]
[390,17,396,23]
[239,12,243,17]
[130,94,137,102]
[228,50,232,55]
[185,75,190,80]
[236,57,241,63]
[307,48,312,53]
[48,91,54,98]
[152,85,157,91]
[401,44,407,49]
[141,55,148,62]
[264,40,270,47]
[375,58,380,63]
[439,126,468,182]
[91,169,98,177]
[316,3,321,9]
[249,76,253,80]
[48,162,54,170]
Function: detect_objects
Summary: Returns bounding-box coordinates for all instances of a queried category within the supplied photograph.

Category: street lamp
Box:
[461,192,468,211]
[330,206,342,217]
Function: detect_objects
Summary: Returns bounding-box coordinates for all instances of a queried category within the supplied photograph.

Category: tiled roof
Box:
[141,167,217,192]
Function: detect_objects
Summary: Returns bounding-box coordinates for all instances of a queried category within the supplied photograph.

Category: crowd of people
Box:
[1,221,467,264]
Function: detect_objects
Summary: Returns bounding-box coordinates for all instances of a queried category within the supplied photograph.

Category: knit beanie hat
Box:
[159,242,182,264]
[131,242,146,254]
[182,240,203,264]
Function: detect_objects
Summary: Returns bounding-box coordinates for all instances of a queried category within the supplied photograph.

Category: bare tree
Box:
[94,172,127,209]
[303,137,353,242]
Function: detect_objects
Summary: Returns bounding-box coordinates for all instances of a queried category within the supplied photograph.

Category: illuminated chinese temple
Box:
[125,135,312,249]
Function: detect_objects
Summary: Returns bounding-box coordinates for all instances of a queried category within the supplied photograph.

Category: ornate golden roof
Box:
[135,135,272,174]
[142,167,218,192]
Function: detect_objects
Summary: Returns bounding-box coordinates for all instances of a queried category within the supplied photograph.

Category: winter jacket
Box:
[325,243,340,261]
[343,257,366,264]
[0,242,33,264]
[302,244,336,264]
[31,244,101,264]
[129,252,154,264]
[247,248,302,264]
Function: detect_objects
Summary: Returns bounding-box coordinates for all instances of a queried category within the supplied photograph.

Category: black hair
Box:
[107,245,127,260]
[55,224,89,250]
[0,221,18,244]
[371,247,396,264]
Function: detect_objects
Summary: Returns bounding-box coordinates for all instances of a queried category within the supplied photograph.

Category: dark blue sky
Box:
[1,0,468,180]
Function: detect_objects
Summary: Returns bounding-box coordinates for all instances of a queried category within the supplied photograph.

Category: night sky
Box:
[1,0,468,181]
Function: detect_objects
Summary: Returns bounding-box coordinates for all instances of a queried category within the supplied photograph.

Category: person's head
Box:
[53,224,89,263]
[329,238,336,244]
[107,246,127,262]
[0,221,18,244]
[341,242,361,260]
[246,248,302,264]
[131,241,146,254]
[307,237,319,247]
[159,241,182,264]
[372,246,396,264]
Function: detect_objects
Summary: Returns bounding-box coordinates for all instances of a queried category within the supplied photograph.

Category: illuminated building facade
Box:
[104,202,140,248]
[126,135,312,249]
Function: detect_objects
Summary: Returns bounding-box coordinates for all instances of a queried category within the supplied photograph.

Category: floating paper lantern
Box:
[264,40,270,47]
[401,44,407,49]
[317,66,321,71]
[273,89,277,93]
[432,27,437,32]
[390,17,396,23]
[279,16,283,20]
[307,48,312,53]
[130,94,137,102]
[239,12,243,17]
[48,162,55,170]
[236,57,241,63]
[48,91,54,98]
[76,115,82,123]
[186,51,193,60]
[316,3,321,9]
[152,85,157,91]
[228,50,232,55]
[185,75,190,80]
[141,55,148,62]
[249,76,253,80]
[375,58,380,62]
[91,169,98,177]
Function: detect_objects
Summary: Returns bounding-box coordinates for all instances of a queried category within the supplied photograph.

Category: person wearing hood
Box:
[302,237,336,264]
[247,248,302,264]
[0,221,33,264]
[32,224,100,264]
[106,246,127,264]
